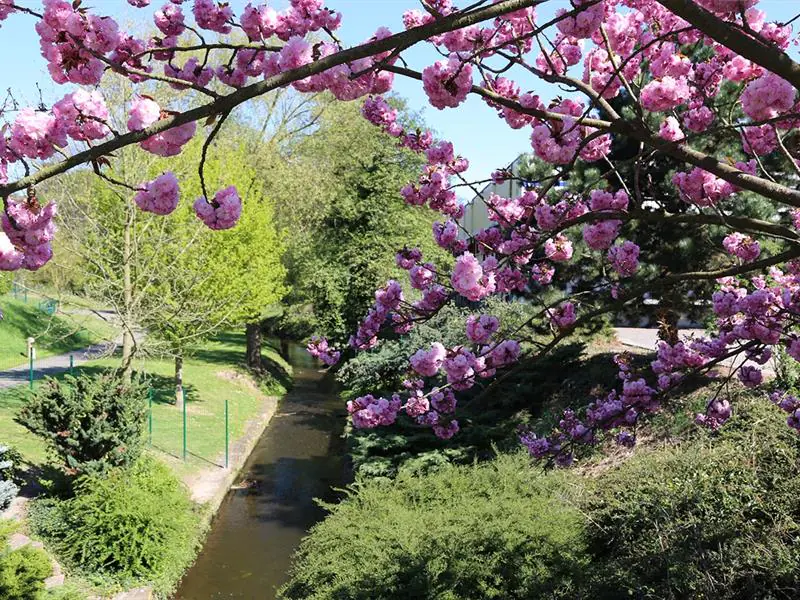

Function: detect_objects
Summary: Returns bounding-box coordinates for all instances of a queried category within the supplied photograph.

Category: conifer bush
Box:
[279,454,588,600]
[0,445,21,511]
[0,520,52,600]
[17,371,147,477]
[584,396,800,599]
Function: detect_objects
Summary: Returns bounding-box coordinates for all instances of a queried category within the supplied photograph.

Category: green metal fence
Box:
[146,387,230,469]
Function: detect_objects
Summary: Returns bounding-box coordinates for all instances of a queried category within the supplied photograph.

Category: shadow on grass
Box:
[187,450,223,469]
[135,371,201,406]
[188,331,246,367]
[0,298,100,357]
[151,443,182,461]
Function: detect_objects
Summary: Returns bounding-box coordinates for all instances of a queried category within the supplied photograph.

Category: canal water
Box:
[175,343,347,599]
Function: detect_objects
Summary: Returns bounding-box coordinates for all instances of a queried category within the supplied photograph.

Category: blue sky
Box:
[0,0,798,188]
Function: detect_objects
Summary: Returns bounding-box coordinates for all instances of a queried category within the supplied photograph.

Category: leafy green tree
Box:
[43,77,287,392]
[263,96,450,340]
[136,133,287,398]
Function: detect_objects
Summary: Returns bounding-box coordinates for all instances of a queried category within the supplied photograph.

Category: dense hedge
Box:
[585,397,800,599]
[279,453,587,600]
[29,456,199,595]
[281,393,800,599]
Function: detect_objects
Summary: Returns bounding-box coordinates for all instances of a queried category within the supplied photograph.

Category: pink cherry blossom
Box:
[740,124,777,156]
[722,232,761,262]
[8,108,66,160]
[193,185,243,230]
[555,0,603,39]
[466,314,500,344]
[241,3,278,41]
[410,342,446,377]
[549,301,577,329]
[53,89,110,142]
[659,116,685,142]
[128,96,161,131]
[140,120,196,157]
[544,234,574,262]
[134,172,180,216]
[192,0,232,33]
[641,76,691,112]
[740,72,796,121]
[279,36,313,72]
[608,240,640,277]
[422,56,473,110]
[154,2,185,36]
[451,252,495,301]
[583,220,622,250]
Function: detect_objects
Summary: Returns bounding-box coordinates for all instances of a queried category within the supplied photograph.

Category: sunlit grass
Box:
[0,296,116,370]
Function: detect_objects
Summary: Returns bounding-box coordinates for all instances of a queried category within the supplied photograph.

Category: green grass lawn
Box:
[0,332,292,477]
[0,296,117,370]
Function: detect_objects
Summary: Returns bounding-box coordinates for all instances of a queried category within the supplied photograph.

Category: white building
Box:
[459,153,530,238]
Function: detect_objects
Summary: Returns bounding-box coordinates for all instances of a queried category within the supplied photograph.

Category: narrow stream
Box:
[175,342,347,599]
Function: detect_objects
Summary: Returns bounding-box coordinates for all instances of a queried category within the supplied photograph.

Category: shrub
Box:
[279,453,588,600]
[0,445,21,511]
[0,520,53,600]
[17,371,148,477]
[29,456,199,595]
[584,396,800,599]
[43,587,86,600]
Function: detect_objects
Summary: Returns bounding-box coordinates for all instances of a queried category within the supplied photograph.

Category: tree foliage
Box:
[261,97,449,339]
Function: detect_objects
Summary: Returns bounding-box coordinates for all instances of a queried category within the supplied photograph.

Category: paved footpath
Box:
[0,308,126,389]
[614,327,706,350]
[0,340,119,389]
[614,327,775,375]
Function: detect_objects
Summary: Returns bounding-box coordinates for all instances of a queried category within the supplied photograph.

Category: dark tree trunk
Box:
[246,322,262,370]
[657,308,680,346]
[175,355,184,409]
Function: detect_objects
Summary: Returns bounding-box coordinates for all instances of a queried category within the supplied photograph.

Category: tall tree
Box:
[261,97,450,340]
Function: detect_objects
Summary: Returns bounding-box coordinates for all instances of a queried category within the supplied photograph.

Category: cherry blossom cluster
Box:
[523,262,800,462]
[769,391,800,433]
[0,193,56,271]
[306,336,341,367]
[134,172,180,216]
[193,186,242,230]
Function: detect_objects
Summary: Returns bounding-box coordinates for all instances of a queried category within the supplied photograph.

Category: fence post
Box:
[148,388,153,446]
[182,390,187,462]
[27,338,34,390]
[225,399,229,469]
